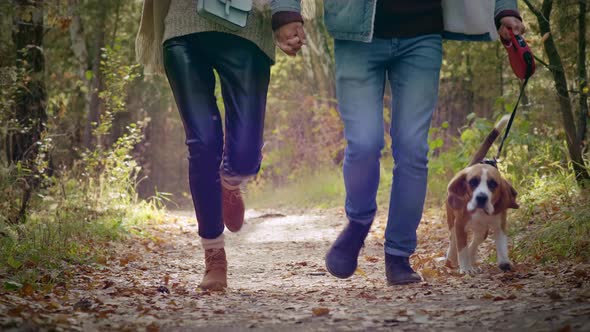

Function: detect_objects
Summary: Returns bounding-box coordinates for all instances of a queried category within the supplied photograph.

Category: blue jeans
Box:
[163,32,271,239]
[334,34,443,257]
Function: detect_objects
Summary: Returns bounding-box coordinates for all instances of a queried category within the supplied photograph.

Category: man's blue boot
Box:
[385,253,422,285]
[325,221,371,279]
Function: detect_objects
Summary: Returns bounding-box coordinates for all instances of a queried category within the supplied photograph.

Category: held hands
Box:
[498,16,526,40]
[274,22,306,56]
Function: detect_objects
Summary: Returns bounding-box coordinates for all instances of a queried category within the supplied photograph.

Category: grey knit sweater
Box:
[137,0,275,74]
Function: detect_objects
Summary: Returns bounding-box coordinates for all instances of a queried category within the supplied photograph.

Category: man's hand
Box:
[274,21,306,56]
[498,16,526,40]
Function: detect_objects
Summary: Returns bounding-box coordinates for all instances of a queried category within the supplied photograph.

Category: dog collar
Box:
[481,158,498,169]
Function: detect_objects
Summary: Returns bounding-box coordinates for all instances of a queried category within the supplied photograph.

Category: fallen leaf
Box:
[7,306,25,317]
[312,307,330,316]
[365,256,379,263]
[45,301,61,310]
[73,298,92,312]
[55,314,70,324]
[96,309,116,319]
[146,322,160,332]
[481,293,494,300]
[358,291,377,300]
[547,291,562,300]
[573,269,587,278]
[20,283,34,297]
[420,268,438,280]
[102,280,115,289]
[156,285,170,294]
[355,268,367,277]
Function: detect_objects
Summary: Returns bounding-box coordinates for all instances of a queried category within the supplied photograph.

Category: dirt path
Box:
[1,209,589,331]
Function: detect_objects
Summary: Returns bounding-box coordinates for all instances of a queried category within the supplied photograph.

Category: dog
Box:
[445,115,519,274]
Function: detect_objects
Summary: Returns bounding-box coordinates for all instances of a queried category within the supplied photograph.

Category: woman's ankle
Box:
[201,233,225,250]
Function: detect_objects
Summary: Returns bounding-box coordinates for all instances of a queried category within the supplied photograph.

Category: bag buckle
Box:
[225,0,231,16]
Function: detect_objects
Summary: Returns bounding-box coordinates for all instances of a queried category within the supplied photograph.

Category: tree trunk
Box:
[68,0,91,148]
[68,0,88,85]
[10,0,46,162]
[577,0,588,149]
[524,0,590,186]
[10,0,47,222]
[84,4,107,149]
[110,0,122,48]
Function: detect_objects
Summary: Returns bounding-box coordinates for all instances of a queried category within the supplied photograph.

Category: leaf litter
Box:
[0,208,588,331]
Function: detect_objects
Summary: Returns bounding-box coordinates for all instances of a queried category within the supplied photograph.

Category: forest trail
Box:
[1,208,589,331]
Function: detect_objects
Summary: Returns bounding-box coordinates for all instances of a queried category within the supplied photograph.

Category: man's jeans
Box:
[334,34,443,257]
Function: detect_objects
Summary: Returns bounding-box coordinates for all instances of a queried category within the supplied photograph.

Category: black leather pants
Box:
[163,32,271,239]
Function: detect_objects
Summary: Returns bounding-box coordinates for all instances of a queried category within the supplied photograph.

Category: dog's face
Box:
[447,164,519,214]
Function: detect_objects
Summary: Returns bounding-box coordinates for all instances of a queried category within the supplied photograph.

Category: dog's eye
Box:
[488,180,498,190]
[468,178,479,188]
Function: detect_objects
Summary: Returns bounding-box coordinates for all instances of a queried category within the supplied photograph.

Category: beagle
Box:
[445,115,519,274]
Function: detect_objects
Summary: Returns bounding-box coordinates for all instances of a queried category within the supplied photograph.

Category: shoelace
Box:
[205,249,226,271]
[223,186,243,205]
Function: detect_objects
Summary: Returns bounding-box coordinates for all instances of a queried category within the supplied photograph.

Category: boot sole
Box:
[387,278,422,286]
[325,256,356,279]
[199,282,227,291]
[225,223,243,232]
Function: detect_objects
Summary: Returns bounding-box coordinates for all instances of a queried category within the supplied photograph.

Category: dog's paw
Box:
[459,265,479,275]
[445,259,457,269]
[498,261,513,272]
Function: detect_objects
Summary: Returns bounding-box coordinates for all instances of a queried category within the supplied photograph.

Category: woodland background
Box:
[0,0,589,288]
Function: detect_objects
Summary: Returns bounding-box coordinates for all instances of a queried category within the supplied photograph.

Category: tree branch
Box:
[522,0,550,23]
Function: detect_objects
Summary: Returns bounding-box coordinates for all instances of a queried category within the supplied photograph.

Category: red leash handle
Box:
[502,29,536,80]
[495,29,536,160]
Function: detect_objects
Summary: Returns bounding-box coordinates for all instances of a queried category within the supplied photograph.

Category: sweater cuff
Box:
[272,11,304,31]
[495,10,522,30]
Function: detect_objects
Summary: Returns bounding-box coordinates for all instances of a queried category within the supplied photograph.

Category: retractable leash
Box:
[486,29,536,167]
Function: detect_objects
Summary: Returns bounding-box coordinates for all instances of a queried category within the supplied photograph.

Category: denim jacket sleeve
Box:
[494,0,518,16]
[270,0,301,15]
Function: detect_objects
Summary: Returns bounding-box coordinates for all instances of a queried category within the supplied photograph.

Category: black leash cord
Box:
[495,76,530,160]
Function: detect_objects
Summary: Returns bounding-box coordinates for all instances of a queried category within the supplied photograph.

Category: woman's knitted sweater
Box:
[136,0,275,74]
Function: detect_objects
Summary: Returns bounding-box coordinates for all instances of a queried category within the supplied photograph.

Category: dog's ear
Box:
[495,179,519,210]
[447,171,468,210]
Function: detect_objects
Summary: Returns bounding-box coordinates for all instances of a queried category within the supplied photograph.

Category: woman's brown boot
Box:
[221,181,245,232]
[199,248,227,291]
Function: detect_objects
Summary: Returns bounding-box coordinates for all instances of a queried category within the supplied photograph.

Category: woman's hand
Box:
[274,22,306,56]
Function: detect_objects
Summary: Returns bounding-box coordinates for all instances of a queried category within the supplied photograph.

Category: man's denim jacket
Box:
[271,0,519,42]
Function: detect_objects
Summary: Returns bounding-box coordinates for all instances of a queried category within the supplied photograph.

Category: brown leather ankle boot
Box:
[222,182,245,232]
[199,248,227,291]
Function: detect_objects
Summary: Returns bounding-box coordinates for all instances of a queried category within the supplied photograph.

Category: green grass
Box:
[0,199,164,289]
[246,168,345,210]
[511,169,590,263]
[246,155,398,211]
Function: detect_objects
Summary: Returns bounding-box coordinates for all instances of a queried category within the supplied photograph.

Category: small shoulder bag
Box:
[197,0,253,31]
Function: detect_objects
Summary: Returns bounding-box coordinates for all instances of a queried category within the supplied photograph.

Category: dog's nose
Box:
[476,194,488,206]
